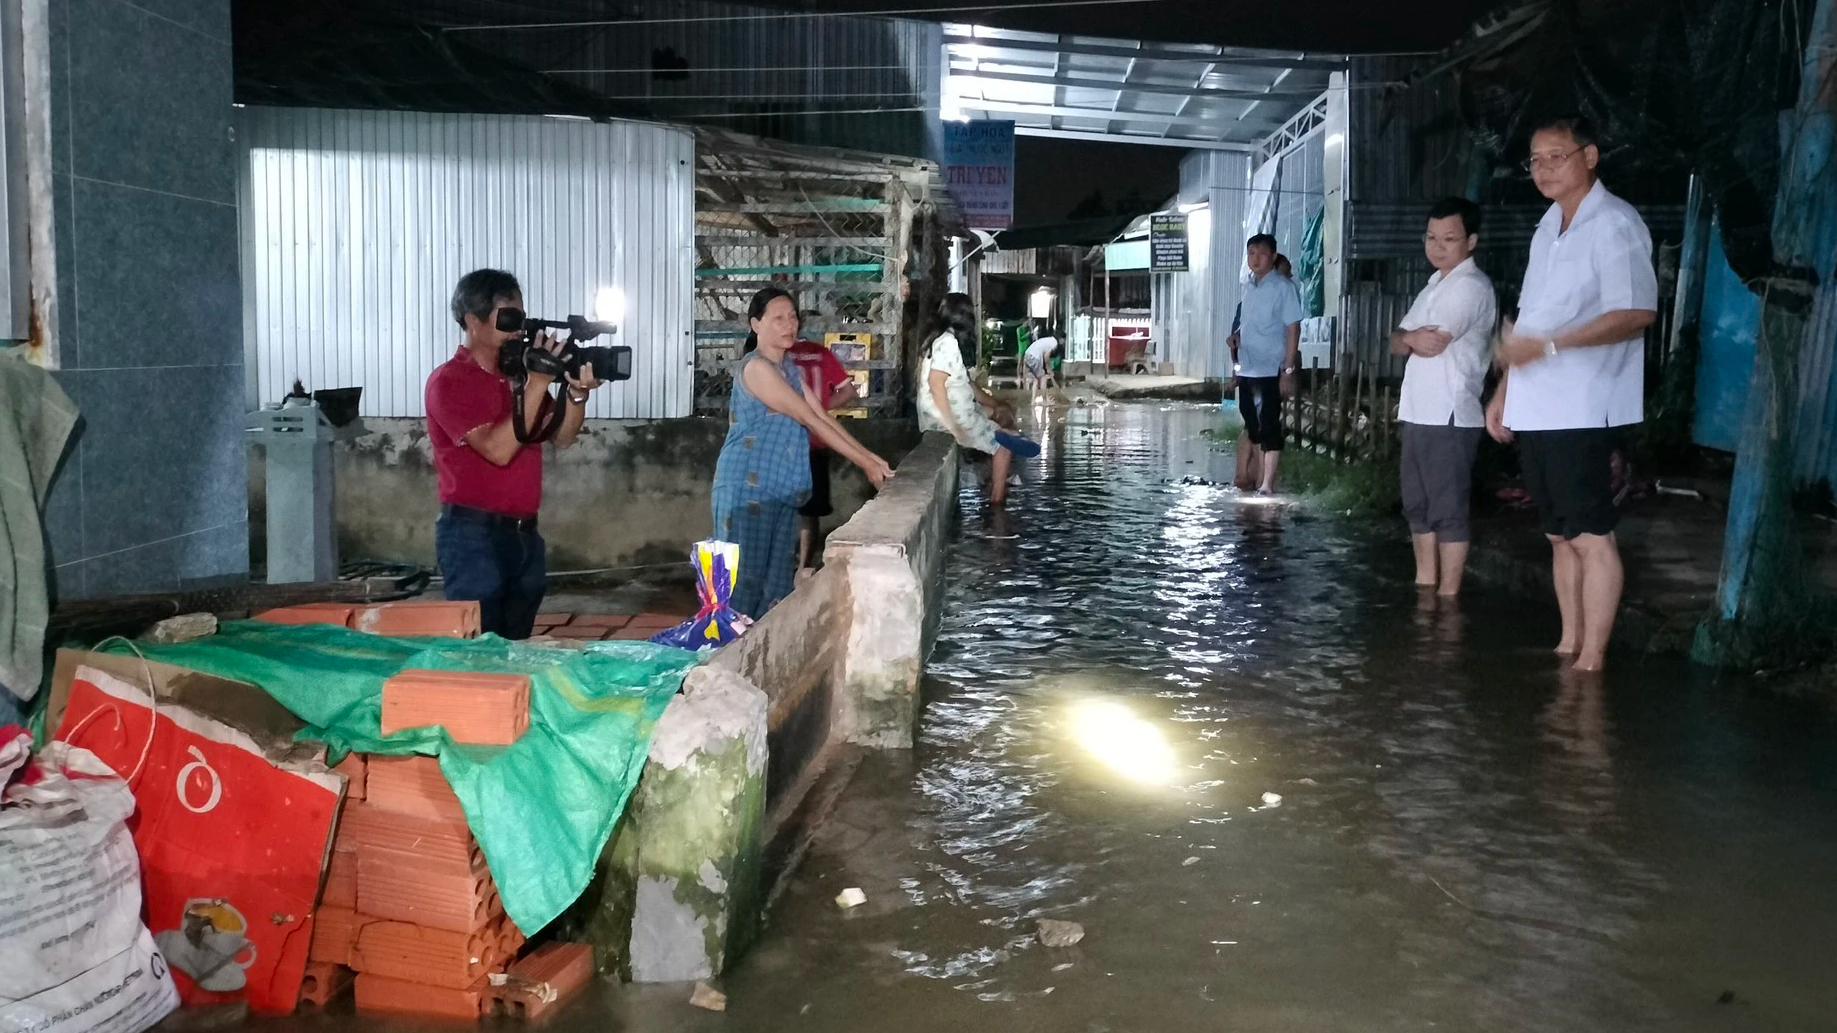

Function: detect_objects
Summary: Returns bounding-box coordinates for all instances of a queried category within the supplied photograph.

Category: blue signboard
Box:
[942,121,1016,230]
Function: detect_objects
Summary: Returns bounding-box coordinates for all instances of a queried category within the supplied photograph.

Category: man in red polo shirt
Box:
[787,339,859,573]
[425,269,602,638]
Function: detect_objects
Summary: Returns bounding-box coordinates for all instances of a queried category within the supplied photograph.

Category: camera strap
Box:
[509,379,567,444]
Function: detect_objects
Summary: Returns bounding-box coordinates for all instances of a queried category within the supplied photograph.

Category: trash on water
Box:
[835,887,868,909]
[1052,962,1075,972]
[1294,777,1319,786]
[689,982,727,1012]
[1182,856,1201,866]
[1261,791,1283,807]
[1036,919,1085,947]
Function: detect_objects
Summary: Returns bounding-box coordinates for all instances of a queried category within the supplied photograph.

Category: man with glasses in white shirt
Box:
[1392,197,1497,598]
[1486,115,1657,672]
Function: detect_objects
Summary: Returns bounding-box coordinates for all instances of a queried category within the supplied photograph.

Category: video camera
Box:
[494,310,633,384]
[493,309,634,443]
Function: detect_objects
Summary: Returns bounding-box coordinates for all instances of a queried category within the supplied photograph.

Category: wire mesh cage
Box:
[692,132,927,417]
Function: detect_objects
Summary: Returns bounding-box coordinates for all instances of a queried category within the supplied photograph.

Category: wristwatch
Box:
[1282,365,1297,375]
[1542,339,1559,359]
[567,388,590,404]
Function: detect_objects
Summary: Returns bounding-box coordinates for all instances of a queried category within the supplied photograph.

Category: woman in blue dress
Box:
[713,287,893,617]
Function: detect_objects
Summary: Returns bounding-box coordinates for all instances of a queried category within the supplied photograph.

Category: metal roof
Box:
[943,23,1345,151]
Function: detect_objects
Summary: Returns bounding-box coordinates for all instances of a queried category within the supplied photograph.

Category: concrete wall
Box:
[828,433,960,747]
[249,417,920,576]
[601,432,959,983]
[40,0,248,598]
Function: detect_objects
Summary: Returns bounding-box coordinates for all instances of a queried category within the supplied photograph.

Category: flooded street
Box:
[663,400,1837,1032]
[290,401,1837,1033]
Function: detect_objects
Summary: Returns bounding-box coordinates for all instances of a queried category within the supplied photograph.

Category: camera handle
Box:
[509,375,568,445]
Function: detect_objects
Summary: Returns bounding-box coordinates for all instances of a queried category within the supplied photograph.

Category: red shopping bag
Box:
[53,664,342,1014]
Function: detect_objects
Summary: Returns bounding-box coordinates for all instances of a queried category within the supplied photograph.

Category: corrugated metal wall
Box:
[1270,133,1326,262]
[237,107,695,419]
[1153,150,1251,379]
[370,0,945,162]
[1347,56,1474,206]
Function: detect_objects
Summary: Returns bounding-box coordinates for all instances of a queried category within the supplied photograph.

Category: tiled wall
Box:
[41,0,247,598]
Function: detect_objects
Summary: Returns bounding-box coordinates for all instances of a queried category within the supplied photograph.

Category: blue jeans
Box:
[435,510,547,639]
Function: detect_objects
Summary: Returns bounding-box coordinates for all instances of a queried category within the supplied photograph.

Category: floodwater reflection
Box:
[548,401,1837,1033]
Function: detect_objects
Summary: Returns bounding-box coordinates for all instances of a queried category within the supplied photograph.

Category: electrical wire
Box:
[425,561,686,585]
[443,0,1245,33]
[58,636,161,786]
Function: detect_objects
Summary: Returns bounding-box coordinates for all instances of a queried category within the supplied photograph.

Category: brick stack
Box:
[305,754,593,1020]
[255,599,482,639]
[529,612,688,641]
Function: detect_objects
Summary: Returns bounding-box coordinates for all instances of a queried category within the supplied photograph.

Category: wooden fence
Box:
[1284,355,1399,464]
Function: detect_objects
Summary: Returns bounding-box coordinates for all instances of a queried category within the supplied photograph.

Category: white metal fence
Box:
[238,107,696,419]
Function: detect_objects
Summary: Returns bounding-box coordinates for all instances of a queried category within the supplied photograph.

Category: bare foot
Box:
[1571,651,1605,673]
[1436,589,1460,600]
[1554,640,1580,656]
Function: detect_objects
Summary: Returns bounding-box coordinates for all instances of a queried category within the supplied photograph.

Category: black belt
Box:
[441,504,538,533]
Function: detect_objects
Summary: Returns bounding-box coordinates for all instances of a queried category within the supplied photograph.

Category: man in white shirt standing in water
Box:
[1488,115,1657,672]
[1391,197,1496,598]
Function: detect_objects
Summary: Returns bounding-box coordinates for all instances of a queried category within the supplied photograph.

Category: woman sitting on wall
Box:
[919,292,1038,505]
[713,287,892,618]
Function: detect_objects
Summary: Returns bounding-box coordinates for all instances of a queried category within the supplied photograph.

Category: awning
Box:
[944,23,1345,151]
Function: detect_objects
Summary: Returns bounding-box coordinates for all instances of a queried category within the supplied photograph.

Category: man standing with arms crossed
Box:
[1392,197,1496,598]
[1488,116,1657,672]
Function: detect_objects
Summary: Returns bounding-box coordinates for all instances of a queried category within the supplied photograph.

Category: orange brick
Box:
[298,962,354,1009]
[357,846,499,933]
[544,626,605,640]
[355,601,482,639]
[484,943,594,1022]
[352,921,501,989]
[626,613,681,629]
[308,906,362,967]
[566,614,630,629]
[498,920,526,959]
[380,670,529,745]
[365,755,465,822]
[255,603,359,628]
[534,612,572,625]
[355,972,489,1021]
[321,845,358,909]
[332,753,367,800]
[339,801,481,870]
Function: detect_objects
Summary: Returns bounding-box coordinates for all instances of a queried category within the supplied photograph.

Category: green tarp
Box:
[100,621,699,934]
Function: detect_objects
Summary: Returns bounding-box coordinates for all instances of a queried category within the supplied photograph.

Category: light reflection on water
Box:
[706,402,1837,1033]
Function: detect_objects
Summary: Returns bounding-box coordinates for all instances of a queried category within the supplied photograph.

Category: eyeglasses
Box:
[1521,146,1584,173]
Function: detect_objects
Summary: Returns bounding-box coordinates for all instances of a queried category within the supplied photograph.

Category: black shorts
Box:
[799,450,833,518]
[1517,428,1620,539]
[1238,376,1285,451]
